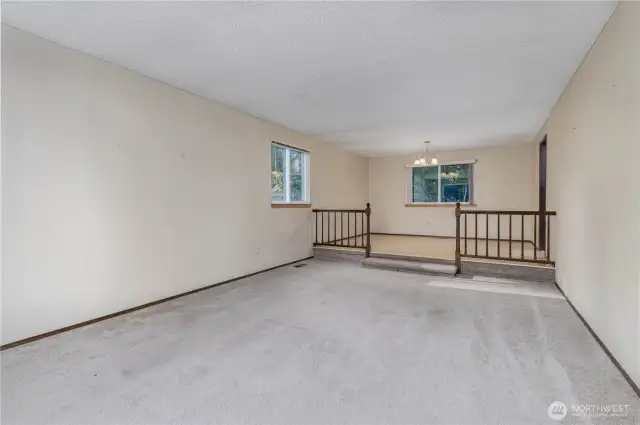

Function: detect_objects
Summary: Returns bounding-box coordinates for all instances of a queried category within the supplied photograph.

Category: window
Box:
[271,143,310,204]
[410,163,473,204]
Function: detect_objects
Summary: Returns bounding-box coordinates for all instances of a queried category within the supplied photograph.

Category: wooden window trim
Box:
[271,203,312,209]
[271,142,310,205]
[405,203,477,208]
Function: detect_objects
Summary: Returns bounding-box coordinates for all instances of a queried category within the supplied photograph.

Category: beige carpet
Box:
[2,259,637,424]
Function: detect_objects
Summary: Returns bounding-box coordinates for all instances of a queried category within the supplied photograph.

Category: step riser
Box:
[369,252,455,266]
[315,247,555,282]
[361,257,458,277]
[313,247,365,262]
[362,263,456,277]
[461,261,555,282]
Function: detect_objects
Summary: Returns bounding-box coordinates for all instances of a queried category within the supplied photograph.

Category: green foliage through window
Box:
[412,163,472,203]
[271,144,309,203]
[271,146,286,202]
[412,166,438,203]
[290,150,304,202]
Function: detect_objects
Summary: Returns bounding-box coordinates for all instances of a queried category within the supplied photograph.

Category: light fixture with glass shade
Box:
[412,141,438,166]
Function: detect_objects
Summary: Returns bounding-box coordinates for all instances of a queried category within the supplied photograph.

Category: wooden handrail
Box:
[455,203,556,271]
[312,208,367,213]
[459,210,556,216]
[313,203,371,257]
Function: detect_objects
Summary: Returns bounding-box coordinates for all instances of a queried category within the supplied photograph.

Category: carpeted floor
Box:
[1,259,637,424]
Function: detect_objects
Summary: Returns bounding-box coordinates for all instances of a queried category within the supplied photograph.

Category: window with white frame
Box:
[410,162,473,204]
[271,143,310,204]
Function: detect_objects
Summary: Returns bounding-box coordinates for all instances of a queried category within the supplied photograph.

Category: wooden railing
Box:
[313,203,371,257]
[454,203,556,271]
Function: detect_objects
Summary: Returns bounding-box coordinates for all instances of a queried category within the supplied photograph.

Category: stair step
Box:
[361,257,457,276]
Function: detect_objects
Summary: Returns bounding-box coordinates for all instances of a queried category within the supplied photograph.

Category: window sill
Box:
[405,203,477,208]
[271,203,312,209]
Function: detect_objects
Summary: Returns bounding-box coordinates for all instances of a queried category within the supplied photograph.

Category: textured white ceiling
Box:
[3,2,616,156]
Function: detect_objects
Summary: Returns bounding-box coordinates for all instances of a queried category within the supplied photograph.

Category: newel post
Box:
[365,202,371,258]
[455,202,461,273]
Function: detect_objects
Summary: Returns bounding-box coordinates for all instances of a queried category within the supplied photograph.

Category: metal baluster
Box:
[347,212,351,246]
[486,213,489,257]
[521,214,525,260]
[475,214,478,256]
[464,214,467,255]
[509,214,512,259]
[455,203,461,272]
[534,214,537,261]
[365,203,371,258]
[361,212,364,248]
[497,214,500,258]
[547,215,551,262]
[333,211,338,245]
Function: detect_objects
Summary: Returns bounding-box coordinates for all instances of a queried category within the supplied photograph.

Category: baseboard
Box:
[0,256,314,351]
[315,233,366,245]
[369,252,454,265]
[462,260,554,282]
[372,232,536,247]
[554,282,640,398]
[313,246,365,262]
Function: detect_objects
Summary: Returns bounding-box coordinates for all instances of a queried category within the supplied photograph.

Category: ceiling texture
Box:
[3,1,616,156]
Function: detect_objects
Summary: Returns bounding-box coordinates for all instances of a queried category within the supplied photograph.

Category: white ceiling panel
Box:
[2,1,616,156]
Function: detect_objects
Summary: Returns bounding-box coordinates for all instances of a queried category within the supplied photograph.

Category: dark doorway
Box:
[538,136,547,250]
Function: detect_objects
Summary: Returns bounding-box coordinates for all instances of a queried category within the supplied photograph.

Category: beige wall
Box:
[533,3,639,385]
[369,143,537,239]
[1,26,368,345]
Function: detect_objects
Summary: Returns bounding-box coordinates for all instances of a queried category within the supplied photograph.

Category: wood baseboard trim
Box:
[372,232,536,247]
[271,203,311,209]
[0,256,314,351]
[554,282,640,398]
[316,233,366,245]
[405,203,477,208]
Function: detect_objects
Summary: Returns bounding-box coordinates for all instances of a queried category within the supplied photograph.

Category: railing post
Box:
[365,202,371,258]
[455,202,461,273]
[547,214,551,262]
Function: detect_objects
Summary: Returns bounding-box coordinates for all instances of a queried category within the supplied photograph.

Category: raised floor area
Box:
[370,233,546,262]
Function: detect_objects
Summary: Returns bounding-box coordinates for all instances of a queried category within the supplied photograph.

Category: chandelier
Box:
[413,141,438,166]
